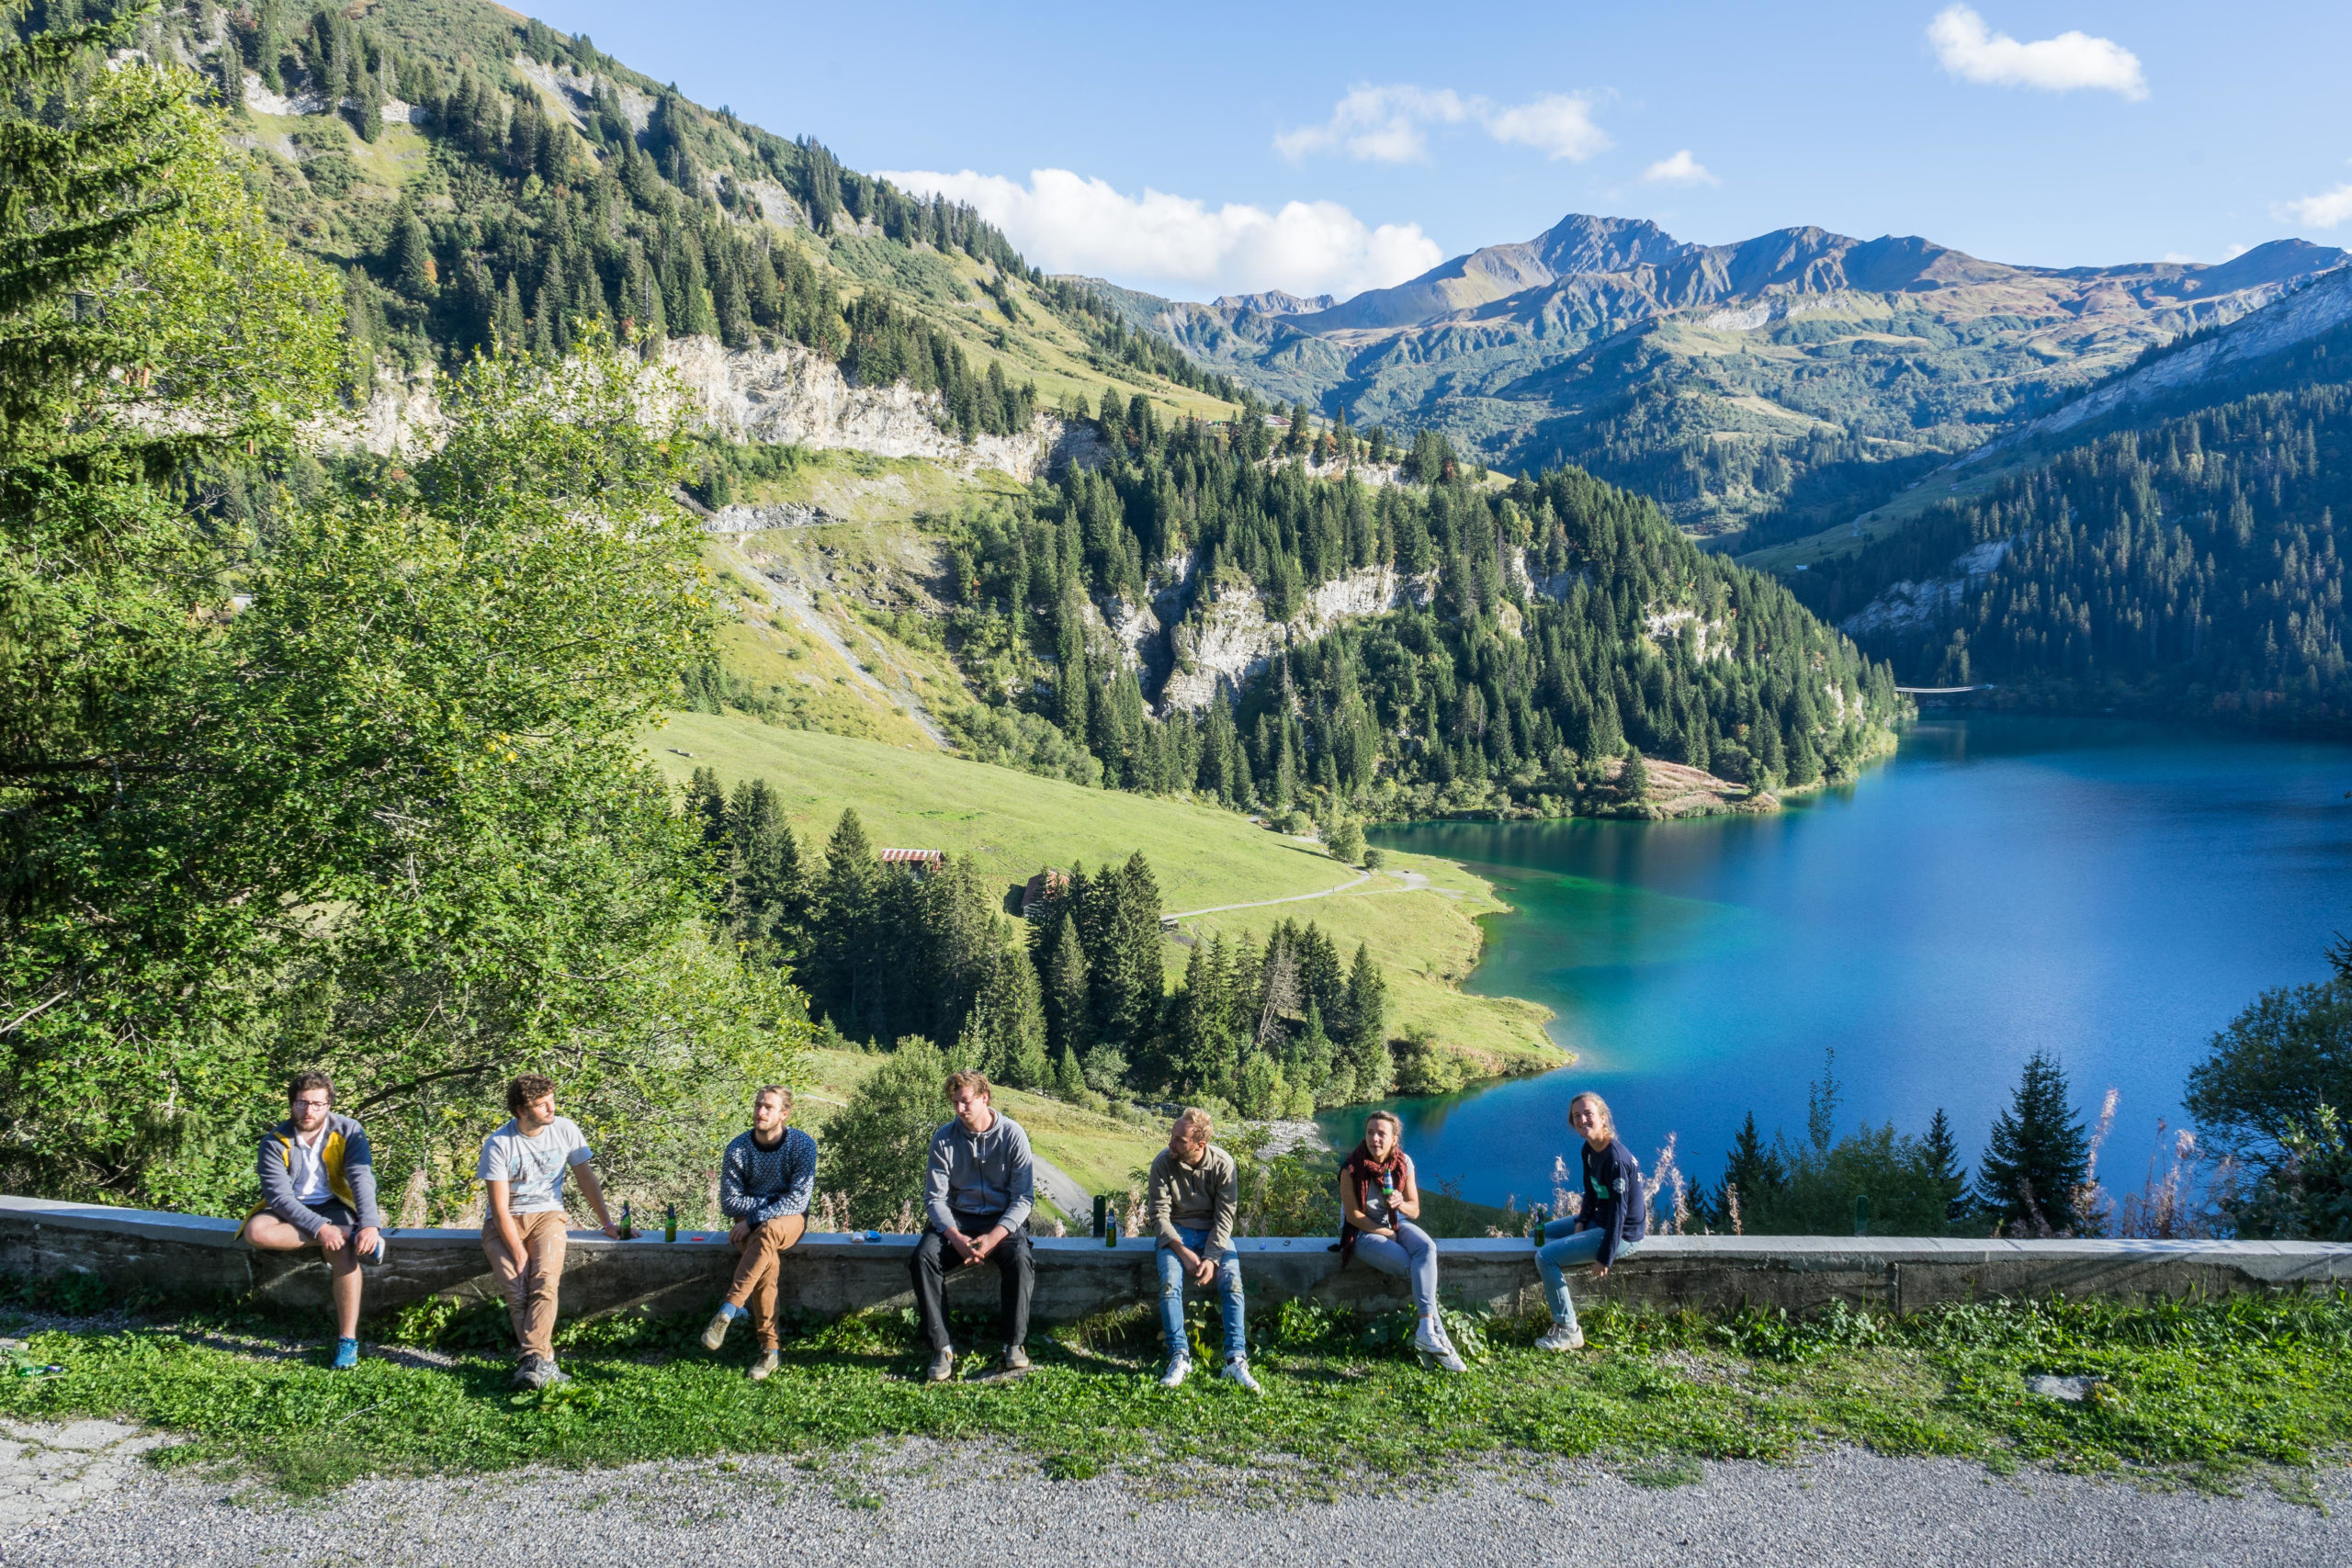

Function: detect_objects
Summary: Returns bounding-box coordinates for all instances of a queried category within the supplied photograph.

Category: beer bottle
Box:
[664,1202,678,1243]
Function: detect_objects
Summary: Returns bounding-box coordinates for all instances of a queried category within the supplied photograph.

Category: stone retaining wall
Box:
[4,1196,2346,1325]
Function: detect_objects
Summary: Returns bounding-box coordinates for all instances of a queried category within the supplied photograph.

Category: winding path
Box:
[1167,866,1454,921]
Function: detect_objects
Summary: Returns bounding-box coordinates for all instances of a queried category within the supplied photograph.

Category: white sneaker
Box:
[1415,1320,1467,1373]
[1535,1323,1586,1352]
[1158,1356,1192,1389]
[1219,1358,1261,1393]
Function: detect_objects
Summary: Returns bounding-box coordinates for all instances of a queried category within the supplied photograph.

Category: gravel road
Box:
[4,1420,2343,1568]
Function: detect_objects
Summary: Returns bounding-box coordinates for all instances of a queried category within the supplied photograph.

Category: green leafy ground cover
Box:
[5,1288,2345,1501]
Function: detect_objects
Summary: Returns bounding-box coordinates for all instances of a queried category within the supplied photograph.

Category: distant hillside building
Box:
[878,848,944,878]
[1022,869,1070,918]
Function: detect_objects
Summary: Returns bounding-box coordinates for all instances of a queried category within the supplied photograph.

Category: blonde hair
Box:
[1174,1107,1215,1140]
[1568,1091,1615,1143]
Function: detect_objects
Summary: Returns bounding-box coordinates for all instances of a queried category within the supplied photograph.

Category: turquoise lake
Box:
[1346,716,2352,1210]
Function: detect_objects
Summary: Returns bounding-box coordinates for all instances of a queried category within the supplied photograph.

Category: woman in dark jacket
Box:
[1532,1091,1645,1351]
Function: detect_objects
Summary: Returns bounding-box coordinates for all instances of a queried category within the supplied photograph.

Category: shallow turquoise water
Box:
[1339,716,2352,1209]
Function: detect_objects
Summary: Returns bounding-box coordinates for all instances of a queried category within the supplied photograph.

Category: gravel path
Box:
[4,1421,2344,1567]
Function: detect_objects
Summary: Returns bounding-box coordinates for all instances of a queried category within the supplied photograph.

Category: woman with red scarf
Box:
[1338,1111,1466,1372]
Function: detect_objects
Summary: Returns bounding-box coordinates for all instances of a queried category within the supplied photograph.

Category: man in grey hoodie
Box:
[239,1071,386,1370]
[910,1069,1035,1383]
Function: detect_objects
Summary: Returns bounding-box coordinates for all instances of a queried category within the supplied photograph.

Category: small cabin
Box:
[1021,869,1071,918]
[877,848,944,878]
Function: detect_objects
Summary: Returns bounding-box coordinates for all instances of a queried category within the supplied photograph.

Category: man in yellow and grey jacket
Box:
[240,1070,386,1369]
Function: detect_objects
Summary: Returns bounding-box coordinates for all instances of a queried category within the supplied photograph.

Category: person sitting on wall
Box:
[703,1084,819,1381]
[240,1071,387,1371]
[1146,1107,1258,1392]
[478,1074,622,1390]
[1532,1091,1647,1352]
[1338,1109,1466,1372]
[910,1068,1035,1384]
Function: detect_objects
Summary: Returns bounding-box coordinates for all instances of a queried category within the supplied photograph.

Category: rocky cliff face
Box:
[1156,566,1435,715]
[661,336,1103,480]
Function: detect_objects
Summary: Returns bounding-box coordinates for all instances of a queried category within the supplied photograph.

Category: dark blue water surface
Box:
[1340,716,2352,1208]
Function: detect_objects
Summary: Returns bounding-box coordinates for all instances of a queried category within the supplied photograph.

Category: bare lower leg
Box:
[330,1248,361,1340]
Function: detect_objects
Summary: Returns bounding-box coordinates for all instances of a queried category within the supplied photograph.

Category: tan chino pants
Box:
[725,1213,807,1349]
[481,1210,569,1362]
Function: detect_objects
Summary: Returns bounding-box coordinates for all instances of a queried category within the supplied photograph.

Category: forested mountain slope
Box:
[96,0,1902,807]
[1789,297,2352,730]
[103,0,1238,471]
[1108,213,2345,543]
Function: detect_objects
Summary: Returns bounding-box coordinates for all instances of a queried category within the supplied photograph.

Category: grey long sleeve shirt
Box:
[922,1112,1035,1235]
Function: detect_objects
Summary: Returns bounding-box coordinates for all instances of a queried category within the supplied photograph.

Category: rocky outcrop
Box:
[708,501,842,533]
[1840,537,2012,637]
[659,336,1102,480]
[242,71,427,125]
[311,363,442,456]
[1158,566,1435,714]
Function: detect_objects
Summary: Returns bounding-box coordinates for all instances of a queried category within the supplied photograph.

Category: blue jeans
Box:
[1158,1225,1247,1363]
[1351,1219,1439,1316]
[1535,1218,1638,1331]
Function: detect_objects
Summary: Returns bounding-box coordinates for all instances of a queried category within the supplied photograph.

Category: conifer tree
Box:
[1925,1107,1970,1224]
[1712,1111,1785,1231]
[1340,942,1390,1096]
[1041,911,1091,1058]
[1054,1043,1087,1101]
[389,207,435,298]
[1974,1051,2089,1234]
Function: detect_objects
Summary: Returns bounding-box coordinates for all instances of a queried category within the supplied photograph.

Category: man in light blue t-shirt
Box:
[478,1073,620,1389]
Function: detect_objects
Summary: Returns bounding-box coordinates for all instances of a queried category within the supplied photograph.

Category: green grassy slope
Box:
[640,713,1559,1076]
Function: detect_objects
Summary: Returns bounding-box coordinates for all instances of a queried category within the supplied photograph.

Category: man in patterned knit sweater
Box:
[702,1085,819,1379]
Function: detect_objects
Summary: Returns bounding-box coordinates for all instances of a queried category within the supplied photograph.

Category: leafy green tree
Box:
[2185,976,2352,1163]
[1388,1026,1464,1097]
[1974,1050,2090,1235]
[819,1038,950,1229]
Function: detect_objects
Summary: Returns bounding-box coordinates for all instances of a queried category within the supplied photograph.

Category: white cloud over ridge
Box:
[1928,6,2148,99]
[1275,83,1611,164]
[875,166,1444,300]
[1642,150,1719,186]
[2275,184,2352,230]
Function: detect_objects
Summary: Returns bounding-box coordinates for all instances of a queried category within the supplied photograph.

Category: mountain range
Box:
[1099,214,2346,542]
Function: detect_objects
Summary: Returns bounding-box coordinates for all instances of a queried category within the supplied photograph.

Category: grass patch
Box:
[4,1287,2346,1498]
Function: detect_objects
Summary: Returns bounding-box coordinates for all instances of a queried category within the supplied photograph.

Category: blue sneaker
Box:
[332,1337,358,1371]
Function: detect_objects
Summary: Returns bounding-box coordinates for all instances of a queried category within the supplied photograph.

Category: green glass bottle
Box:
[664,1202,678,1243]
[619,1200,634,1240]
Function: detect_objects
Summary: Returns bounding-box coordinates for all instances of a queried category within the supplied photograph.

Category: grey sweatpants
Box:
[1351,1220,1439,1315]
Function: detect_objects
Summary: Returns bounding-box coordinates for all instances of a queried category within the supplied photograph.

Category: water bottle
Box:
[664,1203,678,1243]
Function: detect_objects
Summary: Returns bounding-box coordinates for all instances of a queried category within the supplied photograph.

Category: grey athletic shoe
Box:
[1535,1323,1585,1352]
[511,1356,549,1390]
[1218,1357,1261,1393]
[1416,1320,1468,1373]
[701,1308,736,1352]
[747,1349,780,1382]
[1158,1356,1192,1389]
[538,1360,571,1387]
[924,1348,956,1383]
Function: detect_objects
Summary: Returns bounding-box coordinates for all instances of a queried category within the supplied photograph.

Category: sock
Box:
[718,1303,746,1321]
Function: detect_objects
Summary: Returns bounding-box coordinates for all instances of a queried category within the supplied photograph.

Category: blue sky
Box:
[528,1,2352,302]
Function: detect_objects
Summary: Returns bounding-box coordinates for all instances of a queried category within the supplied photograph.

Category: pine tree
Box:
[1622,749,1651,804]
[1041,912,1091,1058]
[1054,1043,1087,1101]
[494,272,526,354]
[1925,1107,1970,1224]
[1712,1111,1785,1232]
[390,208,436,298]
[1974,1051,2089,1234]
[812,808,880,1035]
[1340,942,1390,1097]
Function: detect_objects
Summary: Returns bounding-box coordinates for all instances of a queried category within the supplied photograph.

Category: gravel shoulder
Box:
[5,1422,2346,1568]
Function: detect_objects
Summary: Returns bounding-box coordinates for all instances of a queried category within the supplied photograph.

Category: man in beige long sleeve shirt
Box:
[1144,1108,1259,1392]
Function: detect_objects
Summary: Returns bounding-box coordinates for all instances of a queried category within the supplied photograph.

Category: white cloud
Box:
[1928,6,2148,99]
[875,166,1444,299]
[2275,185,2352,230]
[1641,149,1719,186]
[1484,94,1611,162]
[1275,83,1611,164]
[1272,85,1473,164]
